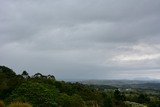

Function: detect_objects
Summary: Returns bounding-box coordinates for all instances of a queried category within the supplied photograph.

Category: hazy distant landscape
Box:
[80,79,160,90]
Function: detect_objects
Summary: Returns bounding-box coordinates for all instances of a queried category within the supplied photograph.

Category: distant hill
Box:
[80,79,160,90]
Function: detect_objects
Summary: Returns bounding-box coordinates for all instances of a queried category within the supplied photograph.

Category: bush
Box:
[8,82,58,107]
[8,102,32,107]
[0,100,5,107]
[56,93,85,107]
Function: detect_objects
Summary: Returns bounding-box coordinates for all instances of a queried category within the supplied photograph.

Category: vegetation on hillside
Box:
[0,66,160,107]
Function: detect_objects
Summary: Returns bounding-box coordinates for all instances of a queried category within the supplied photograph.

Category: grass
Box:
[0,100,5,107]
[7,102,32,107]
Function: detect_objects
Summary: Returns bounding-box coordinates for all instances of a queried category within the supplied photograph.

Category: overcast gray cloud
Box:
[0,0,160,80]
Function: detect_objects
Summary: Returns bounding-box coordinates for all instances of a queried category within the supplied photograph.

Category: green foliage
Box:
[0,66,24,99]
[56,93,71,107]
[102,92,113,107]
[28,74,55,85]
[114,89,126,101]
[56,93,85,107]
[1,65,160,107]
[148,100,160,107]
[8,82,58,107]
[125,101,147,107]
[70,94,85,107]
[8,102,32,107]
[54,81,104,106]
[137,94,150,104]
[0,100,5,107]
[0,66,16,76]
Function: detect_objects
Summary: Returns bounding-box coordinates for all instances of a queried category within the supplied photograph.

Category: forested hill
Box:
[0,66,120,107]
[0,66,160,107]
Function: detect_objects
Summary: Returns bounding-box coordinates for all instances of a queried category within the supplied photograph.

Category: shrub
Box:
[0,100,5,107]
[56,93,86,107]
[8,82,58,107]
[8,102,32,107]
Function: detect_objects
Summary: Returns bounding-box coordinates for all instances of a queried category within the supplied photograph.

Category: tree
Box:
[0,66,16,76]
[22,71,29,79]
[102,92,113,107]
[33,73,43,78]
[56,93,71,107]
[148,101,160,107]
[8,82,58,107]
[47,75,55,80]
[70,94,85,107]
[0,66,24,99]
[137,94,150,104]
[114,89,126,101]
[56,94,85,107]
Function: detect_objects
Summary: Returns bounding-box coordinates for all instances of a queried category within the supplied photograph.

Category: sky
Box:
[0,0,160,80]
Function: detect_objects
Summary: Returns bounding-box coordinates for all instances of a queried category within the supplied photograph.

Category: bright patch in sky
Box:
[112,43,160,62]
[113,54,160,62]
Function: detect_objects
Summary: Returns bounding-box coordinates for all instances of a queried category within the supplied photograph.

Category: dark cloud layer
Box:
[0,0,160,80]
